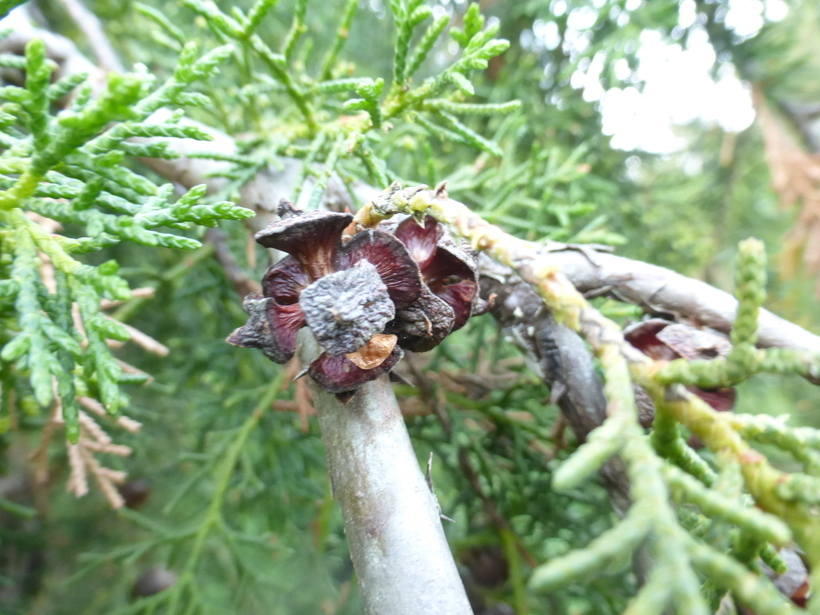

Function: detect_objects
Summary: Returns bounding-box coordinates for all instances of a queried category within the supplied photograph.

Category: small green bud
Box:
[98,260,119,276]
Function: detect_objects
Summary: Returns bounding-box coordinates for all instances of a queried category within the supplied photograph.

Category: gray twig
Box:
[297,330,473,615]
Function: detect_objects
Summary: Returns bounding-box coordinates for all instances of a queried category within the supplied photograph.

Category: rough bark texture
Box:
[298,331,474,615]
[541,248,820,352]
[480,265,643,574]
[481,267,633,501]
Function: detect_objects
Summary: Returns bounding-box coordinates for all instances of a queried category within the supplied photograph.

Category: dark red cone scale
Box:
[339,229,423,310]
[308,346,404,394]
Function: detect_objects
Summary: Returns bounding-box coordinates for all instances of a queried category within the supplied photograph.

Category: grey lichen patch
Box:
[300,261,395,356]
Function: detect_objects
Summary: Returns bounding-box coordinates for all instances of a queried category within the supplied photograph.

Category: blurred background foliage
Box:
[3,0,820,614]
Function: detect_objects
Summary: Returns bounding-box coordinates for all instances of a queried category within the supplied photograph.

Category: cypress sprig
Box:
[529,504,650,592]
[450,2,485,48]
[730,412,820,449]
[0,36,253,442]
[658,239,772,389]
[759,542,789,575]
[318,0,358,80]
[281,0,308,62]
[687,537,799,615]
[1,229,68,409]
[135,2,187,47]
[551,412,628,492]
[356,143,389,188]
[24,38,51,153]
[664,465,791,546]
[315,78,374,95]
[729,412,820,472]
[731,238,767,348]
[424,99,522,116]
[307,135,346,209]
[651,406,717,485]
[391,0,432,86]
[387,27,510,116]
[291,131,327,203]
[621,567,673,615]
[727,238,767,381]
[0,53,27,70]
[47,73,89,102]
[758,347,820,383]
[656,356,732,388]
[245,0,281,36]
[774,472,820,504]
[434,110,503,156]
[181,0,318,133]
[658,346,820,390]
[404,14,450,81]
[50,269,80,439]
[342,78,385,129]
[410,112,469,148]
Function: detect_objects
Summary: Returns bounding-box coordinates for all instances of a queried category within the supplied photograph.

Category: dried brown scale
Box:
[437,277,480,330]
[393,214,483,337]
[262,256,310,303]
[624,319,737,423]
[393,215,441,269]
[346,334,399,370]
[381,214,485,326]
[227,293,302,364]
[656,323,732,360]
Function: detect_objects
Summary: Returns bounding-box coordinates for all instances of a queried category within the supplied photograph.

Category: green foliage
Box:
[664,465,790,547]
[523,236,816,615]
[0,35,252,442]
[529,504,649,593]
[147,0,519,220]
[0,0,25,19]
[2,1,820,615]
[361,172,819,615]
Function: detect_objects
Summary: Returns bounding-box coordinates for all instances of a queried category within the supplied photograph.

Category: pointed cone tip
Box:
[226,327,251,347]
